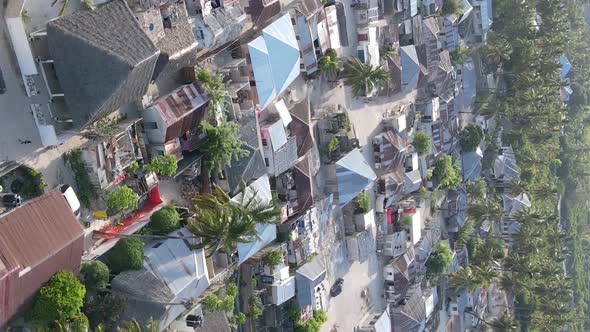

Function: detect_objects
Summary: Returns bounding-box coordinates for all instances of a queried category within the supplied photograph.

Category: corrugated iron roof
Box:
[0,190,83,272]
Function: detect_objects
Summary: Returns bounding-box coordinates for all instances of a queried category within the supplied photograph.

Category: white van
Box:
[58,184,81,217]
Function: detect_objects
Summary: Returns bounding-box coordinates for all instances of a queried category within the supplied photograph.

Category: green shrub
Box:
[67,150,97,207]
[327,136,339,155]
[413,132,430,155]
[127,161,139,173]
[106,185,139,213]
[21,166,47,199]
[148,206,180,235]
[106,238,144,274]
[401,215,412,226]
[28,271,86,322]
[147,154,177,177]
[355,192,370,213]
[81,261,109,289]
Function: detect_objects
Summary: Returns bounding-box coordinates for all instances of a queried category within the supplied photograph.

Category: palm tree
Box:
[117,319,158,332]
[450,267,482,293]
[52,0,96,17]
[487,314,520,331]
[467,200,503,222]
[188,184,280,256]
[342,57,389,97]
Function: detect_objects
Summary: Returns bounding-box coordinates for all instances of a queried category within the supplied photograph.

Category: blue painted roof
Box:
[335,148,377,207]
[480,0,493,33]
[248,14,301,109]
[461,147,483,182]
[560,55,572,79]
[400,45,420,92]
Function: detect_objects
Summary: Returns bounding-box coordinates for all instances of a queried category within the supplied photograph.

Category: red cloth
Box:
[387,209,393,224]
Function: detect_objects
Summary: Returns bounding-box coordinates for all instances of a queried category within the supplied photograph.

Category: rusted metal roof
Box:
[148,82,209,142]
[0,190,83,274]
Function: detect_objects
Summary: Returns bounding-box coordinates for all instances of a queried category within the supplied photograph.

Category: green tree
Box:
[106,185,139,212]
[262,249,284,268]
[188,184,280,256]
[83,293,127,329]
[451,46,471,65]
[105,238,144,274]
[425,242,453,275]
[412,132,431,155]
[249,296,263,320]
[117,319,158,332]
[295,310,328,332]
[93,117,118,138]
[342,57,389,97]
[442,0,461,16]
[148,206,180,235]
[201,122,250,176]
[203,294,222,311]
[355,192,370,213]
[196,69,229,114]
[318,55,340,81]
[229,312,246,327]
[28,271,86,322]
[433,155,461,188]
[80,261,109,290]
[459,124,484,151]
[146,154,177,177]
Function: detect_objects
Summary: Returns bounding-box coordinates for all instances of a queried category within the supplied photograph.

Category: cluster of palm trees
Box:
[188,183,280,256]
[317,49,390,97]
[462,0,590,329]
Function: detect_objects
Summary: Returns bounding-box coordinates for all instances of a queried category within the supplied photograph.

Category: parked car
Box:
[0,68,5,94]
[330,278,344,297]
[58,184,81,217]
[0,193,21,208]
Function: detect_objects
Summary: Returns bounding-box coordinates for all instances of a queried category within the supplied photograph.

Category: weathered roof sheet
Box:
[296,256,326,281]
[391,285,426,332]
[289,97,314,158]
[47,0,159,127]
[0,190,83,272]
[336,148,377,207]
[248,14,301,109]
[295,0,323,19]
[147,82,209,142]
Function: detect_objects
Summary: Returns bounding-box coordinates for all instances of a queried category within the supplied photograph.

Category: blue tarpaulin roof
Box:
[335,148,377,207]
[248,14,301,110]
[560,55,572,79]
